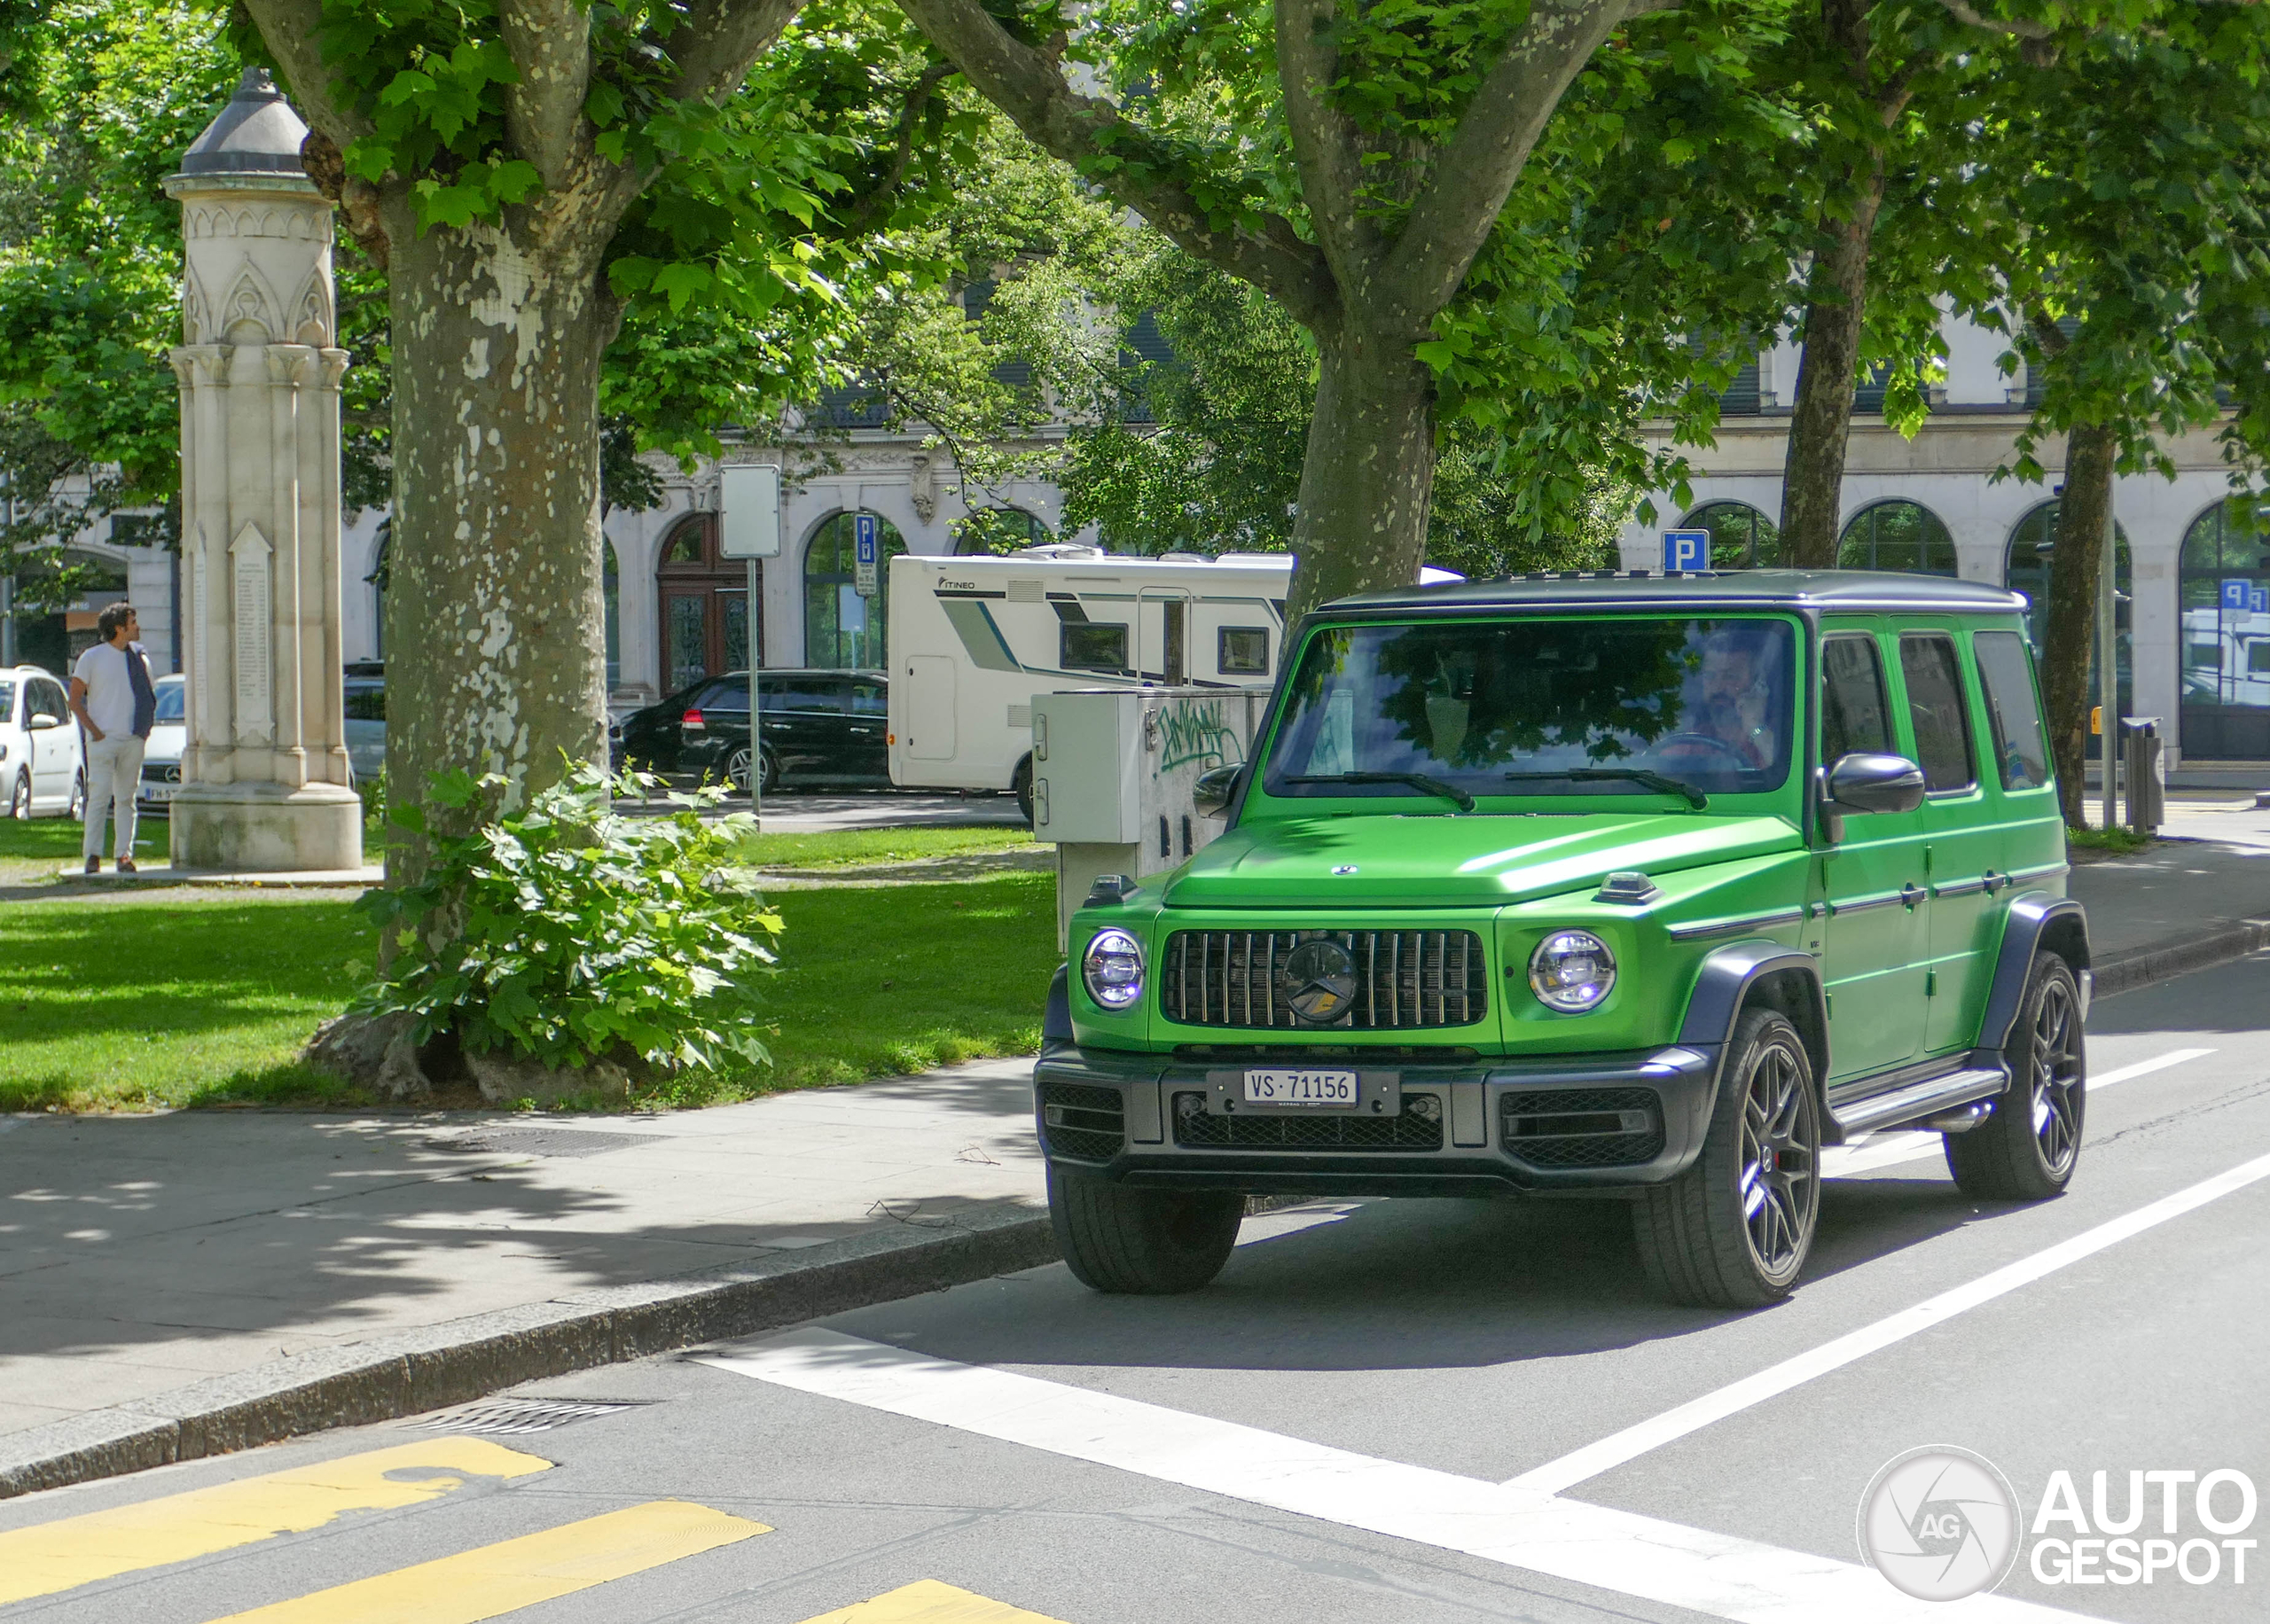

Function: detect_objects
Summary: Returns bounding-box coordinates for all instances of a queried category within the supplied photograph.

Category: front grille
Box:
[141,762,180,784]
[1499,1087,1663,1168]
[1171,1091,1444,1152]
[1039,1081,1123,1162]
[1161,930,1487,1030]
[1172,1044,1482,1064]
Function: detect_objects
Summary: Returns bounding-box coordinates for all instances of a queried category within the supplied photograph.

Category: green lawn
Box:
[0,812,164,883]
[0,871,1060,1113]
[732,824,1033,869]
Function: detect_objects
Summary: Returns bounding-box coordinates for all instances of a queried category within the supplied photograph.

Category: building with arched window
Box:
[802,511,907,670]
[1618,309,2263,764]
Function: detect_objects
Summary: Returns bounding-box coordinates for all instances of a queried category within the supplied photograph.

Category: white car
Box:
[137,674,187,812]
[2,665,85,820]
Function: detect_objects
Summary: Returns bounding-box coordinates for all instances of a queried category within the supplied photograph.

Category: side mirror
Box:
[27,712,59,730]
[1193,762,1244,818]
[1827,752,1927,815]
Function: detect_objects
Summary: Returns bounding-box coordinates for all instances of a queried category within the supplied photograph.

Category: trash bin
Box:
[2121,717,2164,835]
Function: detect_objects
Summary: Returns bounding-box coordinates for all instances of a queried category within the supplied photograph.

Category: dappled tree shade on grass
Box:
[0,874,1059,1113]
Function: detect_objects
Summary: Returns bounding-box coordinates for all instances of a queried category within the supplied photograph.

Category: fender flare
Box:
[1040,963,1076,1062]
[1675,940,1833,1134]
[1978,893,2091,1053]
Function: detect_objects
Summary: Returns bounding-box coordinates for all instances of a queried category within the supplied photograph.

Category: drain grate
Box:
[406,1397,646,1435]
[432,1127,661,1159]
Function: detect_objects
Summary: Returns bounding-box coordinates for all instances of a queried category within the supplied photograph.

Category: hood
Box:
[143,723,186,764]
[1162,812,1804,909]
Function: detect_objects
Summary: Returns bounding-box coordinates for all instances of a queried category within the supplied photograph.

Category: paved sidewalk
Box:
[5,829,2269,1496]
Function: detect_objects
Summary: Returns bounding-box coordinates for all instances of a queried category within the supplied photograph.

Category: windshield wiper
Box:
[1285,771,1477,813]
[1502,769,1709,809]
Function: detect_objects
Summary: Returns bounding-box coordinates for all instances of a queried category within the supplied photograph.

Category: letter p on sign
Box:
[1663,530,1710,573]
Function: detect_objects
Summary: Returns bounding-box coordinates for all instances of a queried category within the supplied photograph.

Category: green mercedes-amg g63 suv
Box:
[1036,572,2088,1308]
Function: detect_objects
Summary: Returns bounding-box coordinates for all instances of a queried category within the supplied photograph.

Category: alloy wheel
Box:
[725,746,754,795]
[2028,978,2084,1176]
[1738,1042,1817,1275]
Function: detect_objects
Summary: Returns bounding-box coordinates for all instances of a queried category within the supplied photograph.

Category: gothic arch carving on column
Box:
[221,261,283,345]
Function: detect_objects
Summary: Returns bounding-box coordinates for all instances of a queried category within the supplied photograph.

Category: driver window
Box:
[1820,635,1893,764]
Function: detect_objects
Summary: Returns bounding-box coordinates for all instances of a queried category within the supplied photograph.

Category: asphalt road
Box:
[4,955,2266,1624]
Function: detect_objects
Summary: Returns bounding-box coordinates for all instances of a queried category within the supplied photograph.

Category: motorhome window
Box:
[1264,617,1796,802]
[1219,627,1270,675]
[2250,640,2270,677]
[1062,622,1130,672]
[850,682,888,714]
[1971,630,2049,791]
[2188,640,2223,671]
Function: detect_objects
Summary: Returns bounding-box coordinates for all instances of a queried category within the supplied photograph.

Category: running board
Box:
[1829,1065,2009,1136]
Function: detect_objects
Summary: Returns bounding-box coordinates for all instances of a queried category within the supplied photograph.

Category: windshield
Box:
[1263,617,1797,805]
[154,680,185,723]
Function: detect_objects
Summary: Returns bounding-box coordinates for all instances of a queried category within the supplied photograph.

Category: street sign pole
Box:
[2099,504,2117,831]
[718,464,782,831]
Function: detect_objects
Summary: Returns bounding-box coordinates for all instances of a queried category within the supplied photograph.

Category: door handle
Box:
[1900,883,1925,909]
[1982,869,2004,894]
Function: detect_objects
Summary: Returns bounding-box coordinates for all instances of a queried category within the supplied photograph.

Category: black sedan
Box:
[614,669,888,794]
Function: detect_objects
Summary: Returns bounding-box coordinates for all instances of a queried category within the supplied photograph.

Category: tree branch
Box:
[896,0,1335,327]
[499,0,593,190]
[666,0,809,105]
[239,0,373,145]
[1275,0,1371,287]
[2029,307,2072,355]
[830,60,958,238]
[1934,0,2055,41]
[1381,0,1633,325]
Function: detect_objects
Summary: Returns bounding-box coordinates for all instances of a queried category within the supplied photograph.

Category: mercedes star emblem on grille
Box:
[1285,939,1359,1022]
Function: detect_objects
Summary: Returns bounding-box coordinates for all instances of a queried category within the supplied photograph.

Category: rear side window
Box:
[850,681,887,714]
[1899,634,1977,792]
[781,679,847,713]
[1820,635,1893,762]
[697,679,749,714]
[1972,630,2050,791]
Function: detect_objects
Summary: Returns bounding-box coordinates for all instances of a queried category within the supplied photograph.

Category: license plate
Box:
[139,781,176,803]
[1243,1067,1358,1107]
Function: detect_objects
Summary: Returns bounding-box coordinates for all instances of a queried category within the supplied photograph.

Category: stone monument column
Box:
[164,69,363,871]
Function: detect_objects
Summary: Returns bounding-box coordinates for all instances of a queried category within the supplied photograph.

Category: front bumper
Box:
[1036,1042,1723,1197]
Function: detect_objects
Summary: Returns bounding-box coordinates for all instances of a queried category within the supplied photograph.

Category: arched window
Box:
[954,506,1053,555]
[1682,501,1782,569]
[803,511,906,668]
[1837,501,1957,575]
[2179,496,2270,760]
[2004,500,2132,728]
[657,515,753,693]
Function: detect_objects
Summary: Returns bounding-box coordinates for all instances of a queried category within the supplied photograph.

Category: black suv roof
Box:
[1322,569,2025,618]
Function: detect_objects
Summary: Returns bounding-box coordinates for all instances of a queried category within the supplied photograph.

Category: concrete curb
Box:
[2092,917,2270,1001]
[0,1201,1057,1502]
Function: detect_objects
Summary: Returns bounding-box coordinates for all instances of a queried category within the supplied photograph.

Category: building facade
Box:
[1616,310,2268,765]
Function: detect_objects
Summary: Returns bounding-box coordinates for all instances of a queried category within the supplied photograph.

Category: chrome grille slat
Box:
[1161,928,1487,1031]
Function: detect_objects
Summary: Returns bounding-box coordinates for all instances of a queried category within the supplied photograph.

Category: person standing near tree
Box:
[68,603,156,875]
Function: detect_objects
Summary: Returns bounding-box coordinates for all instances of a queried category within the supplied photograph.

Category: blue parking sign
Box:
[2224,579,2251,612]
[854,512,880,566]
[2254,586,2269,616]
[1663,530,1710,573]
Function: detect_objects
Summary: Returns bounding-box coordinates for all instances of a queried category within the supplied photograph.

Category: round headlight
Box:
[1529,930,1616,1013]
[1083,928,1146,1011]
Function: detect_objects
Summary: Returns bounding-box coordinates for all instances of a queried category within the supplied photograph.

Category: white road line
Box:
[1509,1145,2270,1496]
[1820,1048,2218,1179]
[701,1329,2086,1624]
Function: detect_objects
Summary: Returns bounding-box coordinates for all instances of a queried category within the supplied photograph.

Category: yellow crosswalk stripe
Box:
[205,1500,771,1622]
[0,1436,553,1605]
[794,1579,1073,1623]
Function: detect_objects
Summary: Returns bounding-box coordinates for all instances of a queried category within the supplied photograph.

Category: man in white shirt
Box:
[69,603,157,874]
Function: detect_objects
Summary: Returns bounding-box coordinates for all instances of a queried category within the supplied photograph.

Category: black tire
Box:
[1012,755,1035,827]
[1048,1164,1242,1294]
[1634,1007,1821,1308]
[8,771,27,820]
[1946,953,2084,1200]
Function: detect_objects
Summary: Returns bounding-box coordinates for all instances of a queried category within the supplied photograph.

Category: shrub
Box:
[356,765,782,1074]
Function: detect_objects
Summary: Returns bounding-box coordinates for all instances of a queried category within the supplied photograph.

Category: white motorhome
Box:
[887,545,1458,818]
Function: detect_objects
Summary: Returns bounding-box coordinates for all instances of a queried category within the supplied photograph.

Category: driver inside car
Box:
[1686,629,1776,769]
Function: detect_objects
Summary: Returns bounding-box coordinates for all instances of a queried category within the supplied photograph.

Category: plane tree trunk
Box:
[2041,418,2117,828]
